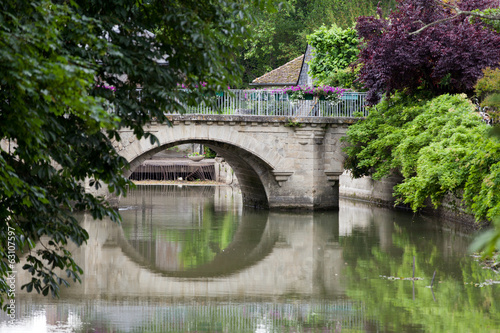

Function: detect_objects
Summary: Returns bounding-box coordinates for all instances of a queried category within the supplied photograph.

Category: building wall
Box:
[297,44,315,87]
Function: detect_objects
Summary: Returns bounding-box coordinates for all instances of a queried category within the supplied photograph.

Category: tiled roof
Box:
[250,55,304,86]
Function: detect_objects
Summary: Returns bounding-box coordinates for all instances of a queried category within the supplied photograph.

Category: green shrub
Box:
[306,24,360,86]
[482,93,500,110]
[204,147,217,158]
[474,67,500,99]
[343,93,500,223]
[342,92,426,179]
[475,67,500,121]
[322,65,365,91]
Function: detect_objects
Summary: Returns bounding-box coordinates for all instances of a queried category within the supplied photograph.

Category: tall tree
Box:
[356,0,500,104]
[0,0,277,310]
[240,0,307,84]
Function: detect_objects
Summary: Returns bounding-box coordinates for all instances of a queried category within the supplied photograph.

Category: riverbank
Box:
[339,170,484,231]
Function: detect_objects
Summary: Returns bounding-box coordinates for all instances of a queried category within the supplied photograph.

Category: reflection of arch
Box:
[113,209,278,278]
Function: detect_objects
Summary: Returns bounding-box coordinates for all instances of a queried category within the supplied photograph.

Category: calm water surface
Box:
[1,185,499,332]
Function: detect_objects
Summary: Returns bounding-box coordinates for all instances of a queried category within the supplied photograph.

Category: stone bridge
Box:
[113,115,357,210]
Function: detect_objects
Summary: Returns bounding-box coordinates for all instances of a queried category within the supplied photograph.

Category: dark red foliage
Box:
[356,0,500,105]
[458,0,498,11]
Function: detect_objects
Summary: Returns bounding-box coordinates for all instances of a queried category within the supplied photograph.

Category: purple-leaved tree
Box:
[356,0,500,105]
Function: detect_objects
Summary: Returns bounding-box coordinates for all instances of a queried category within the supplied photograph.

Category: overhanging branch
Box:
[409,0,500,35]
[410,14,460,35]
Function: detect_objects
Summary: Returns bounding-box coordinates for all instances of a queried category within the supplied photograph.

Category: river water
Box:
[1,185,499,332]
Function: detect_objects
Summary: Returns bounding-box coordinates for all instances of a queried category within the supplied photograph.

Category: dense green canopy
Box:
[0,0,276,310]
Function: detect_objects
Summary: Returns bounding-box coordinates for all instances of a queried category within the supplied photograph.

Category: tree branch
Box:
[410,14,460,35]
[439,0,500,20]
[409,0,500,35]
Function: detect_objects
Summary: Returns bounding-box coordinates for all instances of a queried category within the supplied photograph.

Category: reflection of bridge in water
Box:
[118,200,274,278]
[65,209,345,298]
[10,192,400,332]
[38,187,395,300]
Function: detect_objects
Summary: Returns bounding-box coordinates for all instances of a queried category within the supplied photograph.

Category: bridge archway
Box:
[120,122,285,208]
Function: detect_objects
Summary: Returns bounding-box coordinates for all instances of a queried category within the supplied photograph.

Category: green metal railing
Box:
[171,90,368,118]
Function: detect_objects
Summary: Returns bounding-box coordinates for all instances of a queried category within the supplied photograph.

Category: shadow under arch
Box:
[111,208,278,278]
[125,139,277,208]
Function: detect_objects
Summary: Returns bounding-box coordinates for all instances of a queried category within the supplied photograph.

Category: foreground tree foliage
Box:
[343,93,500,255]
[356,0,500,105]
[0,0,277,310]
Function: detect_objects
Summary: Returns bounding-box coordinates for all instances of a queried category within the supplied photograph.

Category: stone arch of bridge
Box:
[119,125,285,208]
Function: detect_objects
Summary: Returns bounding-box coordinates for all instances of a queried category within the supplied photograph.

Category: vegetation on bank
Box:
[342,0,500,257]
[343,93,500,222]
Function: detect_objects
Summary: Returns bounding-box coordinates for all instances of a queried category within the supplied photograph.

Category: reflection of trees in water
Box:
[341,218,500,332]
[122,199,240,272]
[120,185,237,271]
[174,202,238,269]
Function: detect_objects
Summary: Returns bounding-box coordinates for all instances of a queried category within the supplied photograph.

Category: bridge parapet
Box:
[164,114,359,125]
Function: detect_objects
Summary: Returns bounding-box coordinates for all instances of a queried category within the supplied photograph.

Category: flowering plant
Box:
[317,86,346,104]
[278,85,346,104]
[281,86,314,100]
[287,88,305,100]
[96,85,116,91]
